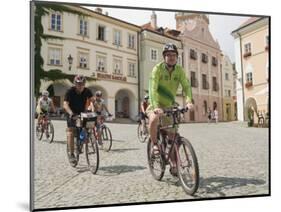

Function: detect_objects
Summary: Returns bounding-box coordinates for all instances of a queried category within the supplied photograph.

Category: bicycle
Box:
[137,116,149,143]
[147,106,199,195]
[36,112,54,143]
[93,114,113,152]
[66,112,99,174]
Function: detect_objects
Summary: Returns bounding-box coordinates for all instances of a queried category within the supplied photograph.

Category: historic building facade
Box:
[37,4,141,119]
[140,11,185,105]
[232,17,269,123]
[221,54,237,121]
[175,13,223,122]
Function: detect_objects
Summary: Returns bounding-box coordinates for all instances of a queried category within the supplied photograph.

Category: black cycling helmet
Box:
[162,43,178,57]
[144,95,149,100]
[73,74,86,84]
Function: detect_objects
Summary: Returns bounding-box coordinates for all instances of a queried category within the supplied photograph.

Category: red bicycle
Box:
[36,112,54,143]
[93,114,113,152]
[147,107,199,195]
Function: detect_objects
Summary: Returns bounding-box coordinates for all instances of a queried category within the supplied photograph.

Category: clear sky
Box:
[85,6,251,63]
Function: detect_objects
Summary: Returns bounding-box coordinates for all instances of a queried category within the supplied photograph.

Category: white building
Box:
[36,4,141,119]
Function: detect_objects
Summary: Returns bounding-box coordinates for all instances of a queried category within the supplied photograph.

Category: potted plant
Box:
[245,81,253,88]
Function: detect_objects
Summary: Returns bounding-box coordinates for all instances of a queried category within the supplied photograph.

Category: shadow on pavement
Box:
[110,148,140,153]
[99,165,146,176]
[196,176,266,197]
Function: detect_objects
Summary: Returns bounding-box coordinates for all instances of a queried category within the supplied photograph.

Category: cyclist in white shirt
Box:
[36,90,56,125]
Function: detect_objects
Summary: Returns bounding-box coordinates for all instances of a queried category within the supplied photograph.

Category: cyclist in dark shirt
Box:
[63,75,95,163]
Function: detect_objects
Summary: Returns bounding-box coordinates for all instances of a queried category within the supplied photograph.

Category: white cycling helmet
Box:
[42,90,49,97]
[95,90,102,97]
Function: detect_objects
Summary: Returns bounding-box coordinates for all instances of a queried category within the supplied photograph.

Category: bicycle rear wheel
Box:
[46,122,54,143]
[100,126,112,152]
[176,137,199,195]
[147,138,165,181]
[36,124,43,140]
[86,133,99,174]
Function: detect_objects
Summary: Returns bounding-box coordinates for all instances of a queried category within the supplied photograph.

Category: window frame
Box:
[48,47,62,66]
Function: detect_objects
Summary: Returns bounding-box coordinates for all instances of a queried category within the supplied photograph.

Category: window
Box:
[97,25,106,41]
[212,56,217,66]
[190,49,197,60]
[213,102,217,110]
[201,28,205,37]
[212,76,218,91]
[150,49,158,61]
[48,48,61,65]
[202,74,208,89]
[128,62,136,77]
[191,71,197,87]
[203,100,207,115]
[225,73,229,80]
[128,34,135,49]
[228,90,231,97]
[78,52,89,69]
[177,55,182,66]
[246,72,253,82]
[244,43,251,53]
[201,53,208,63]
[79,18,88,36]
[51,13,62,31]
[97,55,106,72]
[113,59,122,75]
[114,29,121,46]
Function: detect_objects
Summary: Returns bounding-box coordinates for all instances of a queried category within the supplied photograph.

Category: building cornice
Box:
[231,17,269,38]
[42,34,138,56]
[63,5,142,32]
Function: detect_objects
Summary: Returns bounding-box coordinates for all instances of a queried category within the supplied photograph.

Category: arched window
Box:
[203,100,207,115]
[213,102,217,110]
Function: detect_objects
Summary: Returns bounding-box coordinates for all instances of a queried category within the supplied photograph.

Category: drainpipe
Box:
[137,31,141,117]
[237,32,246,121]
[220,62,224,121]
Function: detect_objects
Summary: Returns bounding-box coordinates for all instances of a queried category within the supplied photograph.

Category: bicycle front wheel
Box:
[176,137,199,195]
[66,137,79,167]
[100,126,112,152]
[86,134,99,174]
[147,138,165,181]
[137,123,147,143]
[46,122,54,143]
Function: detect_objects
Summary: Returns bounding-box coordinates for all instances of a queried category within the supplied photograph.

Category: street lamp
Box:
[67,54,73,71]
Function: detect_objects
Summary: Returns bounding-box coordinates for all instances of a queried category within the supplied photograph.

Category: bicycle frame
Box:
[157,107,187,164]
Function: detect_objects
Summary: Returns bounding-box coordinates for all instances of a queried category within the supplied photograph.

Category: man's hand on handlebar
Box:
[153,108,164,115]
[185,102,194,111]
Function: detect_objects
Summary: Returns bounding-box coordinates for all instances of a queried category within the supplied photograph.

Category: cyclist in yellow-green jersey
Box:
[146,43,194,176]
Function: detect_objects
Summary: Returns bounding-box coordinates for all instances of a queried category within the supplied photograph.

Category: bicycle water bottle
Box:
[165,139,172,155]
[79,129,87,144]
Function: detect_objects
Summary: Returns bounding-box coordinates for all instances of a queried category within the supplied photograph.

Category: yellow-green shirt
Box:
[149,62,192,109]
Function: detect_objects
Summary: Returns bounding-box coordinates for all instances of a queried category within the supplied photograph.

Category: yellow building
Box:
[232,17,269,125]
[222,54,236,121]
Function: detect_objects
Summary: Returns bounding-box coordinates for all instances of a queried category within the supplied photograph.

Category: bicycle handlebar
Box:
[163,106,188,115]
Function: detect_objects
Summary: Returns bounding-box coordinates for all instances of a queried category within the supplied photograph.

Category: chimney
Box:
[95,8,103,14]
[151,11,157,29]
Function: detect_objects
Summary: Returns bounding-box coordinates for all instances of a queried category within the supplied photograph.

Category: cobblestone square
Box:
[33,121,269,209]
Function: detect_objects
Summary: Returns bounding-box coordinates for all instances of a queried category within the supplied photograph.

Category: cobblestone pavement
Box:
[33,121,269,209]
